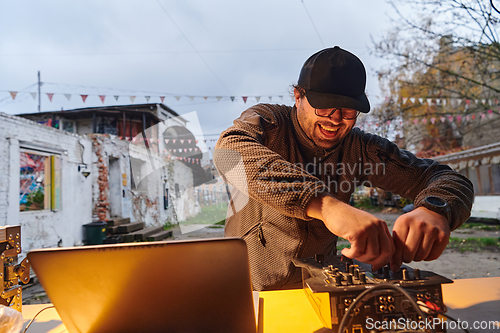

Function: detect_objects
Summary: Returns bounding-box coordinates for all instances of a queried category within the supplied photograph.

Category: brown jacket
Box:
[214,104,473,291]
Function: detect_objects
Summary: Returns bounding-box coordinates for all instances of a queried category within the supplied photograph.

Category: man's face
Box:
[294,89,357,149]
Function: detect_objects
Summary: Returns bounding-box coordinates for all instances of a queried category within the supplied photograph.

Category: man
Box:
[214,46,473,291]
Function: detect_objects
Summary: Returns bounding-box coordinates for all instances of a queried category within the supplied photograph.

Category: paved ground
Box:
[22,210,500,305]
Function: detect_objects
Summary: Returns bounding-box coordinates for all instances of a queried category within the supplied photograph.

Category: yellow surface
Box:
[258,289,324,333]
[22,277,500,333]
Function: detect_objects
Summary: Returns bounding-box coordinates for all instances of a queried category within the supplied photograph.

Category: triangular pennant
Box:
[165,139,169,144]
[9,91,17,100]
[413,119,419,124]
[255,96,261,103]
[189,96,195,101]
[418,98,424,104]
[216,96,222,101]
[489,99,494,106]
[436,99,441,105]
[456,115,462,123]
[457,99,462,106]
[99,95,106,104]
[448,115,454,122]
[114,95,119,101]
[47,93,54,102]
[175,96,181,101]
[30,92,37,100]
[440,116,446,123]
[442,99,447,106]
[472,114,476,120]
[431,117,436,124]
[64,94,71,101]
[482,99,487,105]
[130,96,136,103]
[160,96,165,103]
[481,113,486,119]
[410,97,415,104]
[465,115,470,121]
[81,95,88,103]
[466,99,471,106]
[279,95,283,100]
[269,96,273,101]
[230,96,235,102]
[402,97,408,104]
[488,109,494,118]
[475,99,479,105]
[242,96,248,103]
[188,140,192,144]
[427,98,432,105]
[145,96,150,102]
[180,140,184,144]
[204,96,208,100]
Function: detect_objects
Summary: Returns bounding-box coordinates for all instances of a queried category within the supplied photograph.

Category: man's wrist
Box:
[305,194,341,220]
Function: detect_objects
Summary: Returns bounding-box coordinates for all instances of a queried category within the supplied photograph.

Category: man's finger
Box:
[390,223,408,272]
[413,229,437,261]
[341,237,366,259]
[425,235,449,261]
[402,226,424,263]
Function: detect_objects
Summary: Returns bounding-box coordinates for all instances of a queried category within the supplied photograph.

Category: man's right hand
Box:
[306,194,395,270]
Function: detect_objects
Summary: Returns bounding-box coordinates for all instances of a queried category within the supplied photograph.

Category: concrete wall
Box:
[0,113,93,254]
[90,134,200,227]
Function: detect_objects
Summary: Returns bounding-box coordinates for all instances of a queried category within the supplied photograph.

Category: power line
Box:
[300,0,325,47]
[155,0,232,95]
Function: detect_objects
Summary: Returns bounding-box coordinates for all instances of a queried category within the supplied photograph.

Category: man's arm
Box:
[306,194,394,270]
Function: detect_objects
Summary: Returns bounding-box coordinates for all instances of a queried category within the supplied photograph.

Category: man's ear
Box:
[293,88,302,108]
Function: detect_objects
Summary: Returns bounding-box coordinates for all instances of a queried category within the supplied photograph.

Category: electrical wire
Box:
[300,0,325,47]
[22,305,56,333]
[338,283,432,333]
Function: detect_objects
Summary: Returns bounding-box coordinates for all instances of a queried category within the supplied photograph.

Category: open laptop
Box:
[27,237,257,333]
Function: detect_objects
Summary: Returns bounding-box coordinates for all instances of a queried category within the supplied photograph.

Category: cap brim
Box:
[305,90,370,113]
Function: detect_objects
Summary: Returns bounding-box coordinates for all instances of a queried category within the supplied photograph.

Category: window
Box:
[20,151,61,211]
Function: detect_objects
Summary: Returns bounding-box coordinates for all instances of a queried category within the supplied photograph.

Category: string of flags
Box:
[3,90,289,104]
[397,96,499,107]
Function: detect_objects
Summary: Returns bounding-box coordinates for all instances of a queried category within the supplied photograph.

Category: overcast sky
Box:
[0,0,402,143]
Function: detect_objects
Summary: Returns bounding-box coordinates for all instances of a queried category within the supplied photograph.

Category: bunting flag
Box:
[216,96,222,101]
[230,96,235,102]
[130,96,136,103]
[175,96,181,101]
[410,97,415,104]
[47,93,54,102]
[160,96,165,103]
[242,96,248,103]
[64,94,71,101]
[418,98,424,104]
[9,91,17,100]
[99,95,106,104]
[81,95,88,103]
[402,97,408,104]
[255,96,261,103]
[431,117,436,124]
[189,96,195,101]
[30,92,37,100]
[145,96,150,102]
[114,95,119,101]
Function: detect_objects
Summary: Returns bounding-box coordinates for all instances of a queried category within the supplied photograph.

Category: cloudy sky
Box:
[0,0,402,143]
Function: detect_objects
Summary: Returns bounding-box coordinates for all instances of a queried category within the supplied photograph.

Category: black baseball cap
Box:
[297,46,370,113]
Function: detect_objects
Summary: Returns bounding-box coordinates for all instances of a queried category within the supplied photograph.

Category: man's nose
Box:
[328,108,343,123]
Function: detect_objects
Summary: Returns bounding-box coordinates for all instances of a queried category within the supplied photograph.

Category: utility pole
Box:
[38,71,41,112]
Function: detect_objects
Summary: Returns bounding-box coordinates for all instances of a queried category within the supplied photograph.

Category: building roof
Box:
[17,103,185,122]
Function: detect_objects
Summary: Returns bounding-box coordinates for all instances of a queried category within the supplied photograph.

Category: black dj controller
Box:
[292,254,453,333]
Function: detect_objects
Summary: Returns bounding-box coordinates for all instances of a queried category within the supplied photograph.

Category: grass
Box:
[354,196,384,212]
[447,237,500,252]
[179,203,228,226]
[458,222,500,231]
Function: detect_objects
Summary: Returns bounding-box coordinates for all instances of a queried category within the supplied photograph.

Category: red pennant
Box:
[99,95,106,104]
[47,93,54,102]
[160,96,165,103]
[466,99,471,106]
[242,96,248,103]
[81,95,88,103]
[9,91,17,100]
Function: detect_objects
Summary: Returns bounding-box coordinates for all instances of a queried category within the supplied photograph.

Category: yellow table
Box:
[21,277,500,333]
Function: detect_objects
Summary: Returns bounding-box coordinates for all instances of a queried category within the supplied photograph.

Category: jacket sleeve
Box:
[359,130,474,230]
[214,104,327,220]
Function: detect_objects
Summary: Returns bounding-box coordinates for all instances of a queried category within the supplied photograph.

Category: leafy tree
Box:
[372,0,500,156]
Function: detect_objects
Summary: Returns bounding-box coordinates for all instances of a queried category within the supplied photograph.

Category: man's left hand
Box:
[390,207,450,272]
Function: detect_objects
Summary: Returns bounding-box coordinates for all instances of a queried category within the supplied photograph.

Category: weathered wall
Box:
[90,135,200,227]
[0,113,93,254]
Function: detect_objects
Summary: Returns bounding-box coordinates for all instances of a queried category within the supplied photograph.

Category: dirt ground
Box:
[22,211,500,305]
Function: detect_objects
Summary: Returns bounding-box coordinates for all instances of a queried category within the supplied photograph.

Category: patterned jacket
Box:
[214,103,473,291]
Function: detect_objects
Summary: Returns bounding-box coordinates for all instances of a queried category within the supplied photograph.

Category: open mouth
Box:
[318,123,340,138]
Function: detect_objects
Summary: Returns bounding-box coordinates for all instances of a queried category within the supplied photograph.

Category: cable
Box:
[300,0,325,47]
[338,283,431,333]
[22,305,56,333]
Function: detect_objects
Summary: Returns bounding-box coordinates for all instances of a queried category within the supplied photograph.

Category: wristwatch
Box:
[421,196,451,223]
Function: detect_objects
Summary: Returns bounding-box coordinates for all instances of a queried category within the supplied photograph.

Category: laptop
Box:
[27,237,257,333]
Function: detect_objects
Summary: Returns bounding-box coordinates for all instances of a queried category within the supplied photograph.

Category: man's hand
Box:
[390,207,450,272]
[306,195,394,270]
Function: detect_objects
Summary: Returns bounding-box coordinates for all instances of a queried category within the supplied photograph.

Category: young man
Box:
[214,47,473,291]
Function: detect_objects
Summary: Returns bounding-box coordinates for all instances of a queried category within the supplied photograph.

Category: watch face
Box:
[426,196,447,208]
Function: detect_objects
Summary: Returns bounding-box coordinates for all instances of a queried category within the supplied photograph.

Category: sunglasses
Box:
[315,108,360,120]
